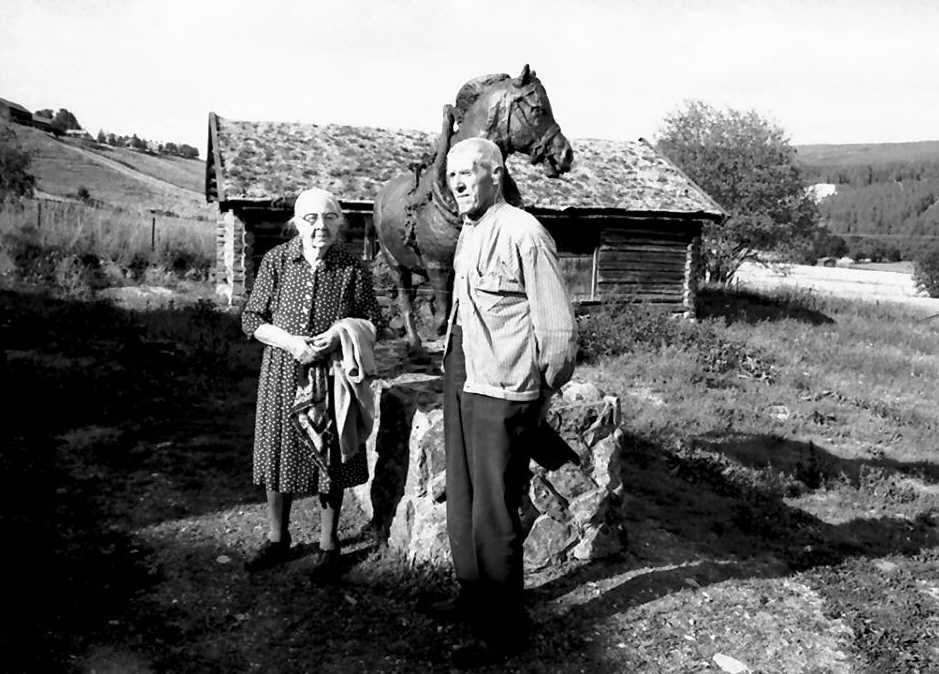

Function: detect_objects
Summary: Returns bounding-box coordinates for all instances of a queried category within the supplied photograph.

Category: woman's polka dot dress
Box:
[241,237,384,495]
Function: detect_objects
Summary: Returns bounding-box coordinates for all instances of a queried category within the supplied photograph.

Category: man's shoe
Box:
[451,638,521,669]
[245,536,291,572]
[418,592,472,623]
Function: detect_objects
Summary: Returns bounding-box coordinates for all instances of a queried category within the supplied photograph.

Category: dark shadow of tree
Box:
[1,286,263,670]
[526,429,938,670]
[697,285,835,325]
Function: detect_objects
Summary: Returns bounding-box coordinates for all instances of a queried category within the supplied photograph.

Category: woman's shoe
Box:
[306,546,342,581]
[244,535,292,572]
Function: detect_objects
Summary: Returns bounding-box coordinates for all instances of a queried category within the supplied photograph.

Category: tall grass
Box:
[577,287,939,470]
[0,198,214,284]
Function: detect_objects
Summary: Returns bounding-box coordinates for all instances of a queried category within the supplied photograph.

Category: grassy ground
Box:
[8,123,211,219]
[849,261,914,274]
[2,282,937,673]
[0,198,214,289]
[84,144,205,193]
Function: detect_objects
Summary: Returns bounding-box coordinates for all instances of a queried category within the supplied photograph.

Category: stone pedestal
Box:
[350,376,627,570]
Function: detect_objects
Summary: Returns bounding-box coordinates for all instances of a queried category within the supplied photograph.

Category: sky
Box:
[2,0,938,154]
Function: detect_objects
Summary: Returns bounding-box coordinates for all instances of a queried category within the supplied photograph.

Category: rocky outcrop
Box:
[350,376,627,570]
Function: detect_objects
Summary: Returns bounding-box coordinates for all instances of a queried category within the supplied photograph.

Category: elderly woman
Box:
[241,187,383,574]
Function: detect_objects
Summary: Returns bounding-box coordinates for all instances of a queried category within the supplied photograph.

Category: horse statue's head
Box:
[453,65,573,177]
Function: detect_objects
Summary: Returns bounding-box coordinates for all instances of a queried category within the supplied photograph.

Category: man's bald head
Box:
[446,138,505,220]
[447,137,504,173]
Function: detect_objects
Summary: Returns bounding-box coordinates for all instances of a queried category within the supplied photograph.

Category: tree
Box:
[178,143,199,159]
[657,101,818,282]
[162,141,179,156]
[913,241,939,298]
[96,129,106,144]
[35,108,54,120]
[0,126,36,199]
[130,134,148,150]
[50,108,82,133]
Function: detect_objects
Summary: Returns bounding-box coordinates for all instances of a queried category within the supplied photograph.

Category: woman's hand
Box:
[286,335,318,364]
[309,328,340,358]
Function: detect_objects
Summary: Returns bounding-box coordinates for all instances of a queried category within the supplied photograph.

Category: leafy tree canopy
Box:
[657,101,817,281]
[50,108,82,133]
[0,126,36,199]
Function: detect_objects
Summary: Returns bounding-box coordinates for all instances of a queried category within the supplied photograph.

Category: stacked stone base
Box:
[350,377,627,570]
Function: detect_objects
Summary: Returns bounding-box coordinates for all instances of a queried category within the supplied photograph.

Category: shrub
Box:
[576,297,775,381]
[0,127,35,199]
[576,298,678,362]
[912,242,939,297]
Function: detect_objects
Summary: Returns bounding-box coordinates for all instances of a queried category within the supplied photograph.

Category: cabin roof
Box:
[0,97,32,115]
[205,113,724,219]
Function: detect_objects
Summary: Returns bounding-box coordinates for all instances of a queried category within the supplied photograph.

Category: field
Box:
[796,140,939,167]
[2,279,937,673]
[8,123,211,220]
[848,261,914,274]
[0,198,215,289]
[1,122,217,289]
[733,261,939,313]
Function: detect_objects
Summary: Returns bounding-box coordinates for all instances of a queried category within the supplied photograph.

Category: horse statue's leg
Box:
[374,178,426,355]
[394,257,423,354]
[425,262,454,338]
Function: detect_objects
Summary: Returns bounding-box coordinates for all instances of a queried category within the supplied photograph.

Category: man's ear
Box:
[491,165,504,189]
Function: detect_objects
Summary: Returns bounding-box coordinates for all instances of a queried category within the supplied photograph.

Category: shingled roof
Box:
[206,113,724,218]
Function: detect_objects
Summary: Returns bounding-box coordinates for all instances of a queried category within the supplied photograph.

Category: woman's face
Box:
[295,195,341,256]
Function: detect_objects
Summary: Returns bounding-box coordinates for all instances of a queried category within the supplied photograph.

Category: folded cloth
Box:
[329,317,377,461]
[292,317,377,474]
[292,361,333,475]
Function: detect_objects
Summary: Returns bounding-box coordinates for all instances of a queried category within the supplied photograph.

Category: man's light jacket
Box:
[444,200,577,401]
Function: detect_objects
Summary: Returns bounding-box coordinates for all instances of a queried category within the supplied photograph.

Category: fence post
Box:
[151,216,156,252]
[37,200,41,229]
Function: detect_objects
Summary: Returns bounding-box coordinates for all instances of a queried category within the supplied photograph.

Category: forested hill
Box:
[797,141,939,172]
[795,141,939,257]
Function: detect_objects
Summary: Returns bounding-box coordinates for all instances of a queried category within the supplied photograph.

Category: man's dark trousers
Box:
[444,325,539,647]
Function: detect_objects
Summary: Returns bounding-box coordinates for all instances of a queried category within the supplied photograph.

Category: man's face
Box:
[447,149,501,220]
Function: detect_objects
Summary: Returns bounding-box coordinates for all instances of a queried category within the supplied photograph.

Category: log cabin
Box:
[205,113,724,317]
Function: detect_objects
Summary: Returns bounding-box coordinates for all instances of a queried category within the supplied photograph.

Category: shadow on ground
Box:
[697,285,835,325]
[527,428,938,670]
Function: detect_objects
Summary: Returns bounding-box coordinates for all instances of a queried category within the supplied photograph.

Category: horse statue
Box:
[373,65,574,353]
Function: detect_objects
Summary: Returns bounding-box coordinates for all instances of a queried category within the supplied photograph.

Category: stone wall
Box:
[215,209,251,306]
[350,376,628,570]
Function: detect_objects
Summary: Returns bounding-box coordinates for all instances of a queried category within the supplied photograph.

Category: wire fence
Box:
[2,197,213,268]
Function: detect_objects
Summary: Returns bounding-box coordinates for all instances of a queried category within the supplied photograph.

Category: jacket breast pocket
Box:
[473,270,524,312]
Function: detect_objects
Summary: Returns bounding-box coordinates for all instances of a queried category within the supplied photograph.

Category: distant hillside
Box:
[793,141,939,257]
[8,122,211,220]
[796,141,939,167]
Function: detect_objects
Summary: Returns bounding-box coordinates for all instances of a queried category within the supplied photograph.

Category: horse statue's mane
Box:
[453,74,511,124]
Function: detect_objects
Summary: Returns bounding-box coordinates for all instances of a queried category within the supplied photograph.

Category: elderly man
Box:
[441,137,577,665]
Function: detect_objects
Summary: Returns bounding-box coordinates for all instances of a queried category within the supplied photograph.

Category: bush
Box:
[576,297,775,381]
[0,127,35,199]
[912,242,939,297]
[847,236,902,263]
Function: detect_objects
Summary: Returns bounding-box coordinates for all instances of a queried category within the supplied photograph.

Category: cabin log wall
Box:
[215,205,707,318]
[215,206,375,302]
[594,217,703,314]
